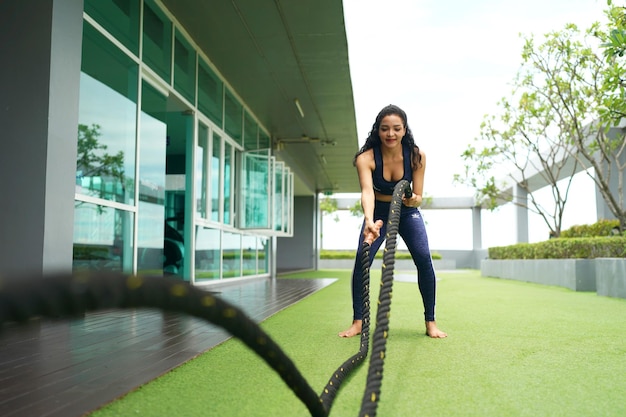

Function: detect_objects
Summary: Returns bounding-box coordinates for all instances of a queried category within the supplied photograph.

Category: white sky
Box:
[322,0,607,250]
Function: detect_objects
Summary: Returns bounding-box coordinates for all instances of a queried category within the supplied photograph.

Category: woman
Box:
[339,104,447,339]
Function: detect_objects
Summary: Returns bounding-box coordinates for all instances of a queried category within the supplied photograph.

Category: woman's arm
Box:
[355,150,375,222]
[405,147,426,208]
[355,150,380,242]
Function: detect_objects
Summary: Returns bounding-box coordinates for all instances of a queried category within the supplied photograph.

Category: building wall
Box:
[276,196,316,272]
[0,0,82,275]
[0,0,296,281]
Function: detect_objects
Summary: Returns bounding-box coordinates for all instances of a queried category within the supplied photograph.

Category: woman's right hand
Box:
[363,219,383,245]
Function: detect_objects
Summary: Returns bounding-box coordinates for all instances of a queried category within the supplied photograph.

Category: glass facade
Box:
[142,0,172,82]
[76,0,293,283]
[77,21,137,205]
[137,81,167,275]
[73,202,134,273]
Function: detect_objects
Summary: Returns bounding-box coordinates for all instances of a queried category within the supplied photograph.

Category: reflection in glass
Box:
[195,227,221,280]
[242,234,257,276]
[224,142,232,225]
[259,130,270,149]
[73,202,134,273]
[224,89,242,145]
[77,22,138,205]
[241,150,270,229]
[196,123,208,219]
[274,161,285,232]
[258,236,269,274]
[222,231,241,278]
[198,59,224,127]
[137,81,167,275]
[174,29,196,104]
[211,133,221,222]
[243,111,257,150]
[84,0,140,55]
[142,0,172,82]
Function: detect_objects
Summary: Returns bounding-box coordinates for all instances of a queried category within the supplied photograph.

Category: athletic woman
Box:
[339,104,447,339]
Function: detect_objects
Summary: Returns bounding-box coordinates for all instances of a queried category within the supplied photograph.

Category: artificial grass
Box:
[89,269,626,417]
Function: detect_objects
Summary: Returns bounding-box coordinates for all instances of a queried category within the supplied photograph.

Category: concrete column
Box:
[0,0,83,275]
[514,184,529,243]
[471,206,482,249]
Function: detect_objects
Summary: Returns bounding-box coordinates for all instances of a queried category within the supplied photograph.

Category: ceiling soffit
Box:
[160,0,361,195]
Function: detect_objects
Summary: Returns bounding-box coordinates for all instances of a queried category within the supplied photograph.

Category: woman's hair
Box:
[353,104,422,170]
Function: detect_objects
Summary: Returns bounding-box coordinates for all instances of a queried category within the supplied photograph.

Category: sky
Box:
[322,0,608,251]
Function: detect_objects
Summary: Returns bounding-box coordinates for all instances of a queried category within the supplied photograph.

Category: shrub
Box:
[488,236,626,259]
[560,219,621,238]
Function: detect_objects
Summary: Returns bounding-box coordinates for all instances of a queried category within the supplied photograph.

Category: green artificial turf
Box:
[89,269,626,417]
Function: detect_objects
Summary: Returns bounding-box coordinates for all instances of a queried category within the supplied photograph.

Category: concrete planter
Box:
[595,258,626,299]
[481,259,596,292]
[318,258,456,271]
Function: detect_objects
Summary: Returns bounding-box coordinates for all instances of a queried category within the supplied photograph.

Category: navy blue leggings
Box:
[351,201,437,322]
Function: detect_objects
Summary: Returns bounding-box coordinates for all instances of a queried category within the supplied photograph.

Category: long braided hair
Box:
[353,104,422,169]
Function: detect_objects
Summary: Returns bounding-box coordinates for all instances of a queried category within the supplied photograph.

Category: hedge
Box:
[488,236,626,259]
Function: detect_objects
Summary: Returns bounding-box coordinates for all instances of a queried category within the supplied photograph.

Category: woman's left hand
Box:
[402,192,422,208]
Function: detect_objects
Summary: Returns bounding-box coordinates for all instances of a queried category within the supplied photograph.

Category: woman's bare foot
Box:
[425,321,447,338]
[338,320,362,338]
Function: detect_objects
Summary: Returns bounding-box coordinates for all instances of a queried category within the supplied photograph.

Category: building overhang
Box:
[161,0,361,195]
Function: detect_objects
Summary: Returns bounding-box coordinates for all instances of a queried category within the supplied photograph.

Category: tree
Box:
[348,199,363,217]
[456,15,626,236]
[319,196,339,222]
[76,123,126,205]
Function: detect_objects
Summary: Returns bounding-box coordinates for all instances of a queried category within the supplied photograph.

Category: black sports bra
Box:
[372,145,412,195]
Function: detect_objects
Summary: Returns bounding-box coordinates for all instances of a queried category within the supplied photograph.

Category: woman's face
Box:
[378,114,406,149]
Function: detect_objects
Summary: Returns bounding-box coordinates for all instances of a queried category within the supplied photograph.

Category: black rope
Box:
[0,181,411,416]
[319,240,372,413]
[0,271,325,417]
[360,180,411,417]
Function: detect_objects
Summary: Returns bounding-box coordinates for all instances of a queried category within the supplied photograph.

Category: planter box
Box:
[318,258,456,271]
[595,258,626,299]
[481,259,596,292]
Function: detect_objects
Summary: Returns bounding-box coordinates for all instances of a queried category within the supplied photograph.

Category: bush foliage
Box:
[559,218,621,238]
[489,219,626,259]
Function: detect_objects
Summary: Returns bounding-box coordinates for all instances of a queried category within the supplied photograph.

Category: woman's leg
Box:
[399,208,447,338]
[339,216,387,338]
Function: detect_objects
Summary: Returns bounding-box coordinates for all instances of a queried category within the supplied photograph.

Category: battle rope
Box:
[359,179,411,417]
[319,240,371,413]
[0,180,412,417]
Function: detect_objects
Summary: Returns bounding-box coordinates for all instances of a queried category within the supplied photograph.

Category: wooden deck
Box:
[0,277,336,417]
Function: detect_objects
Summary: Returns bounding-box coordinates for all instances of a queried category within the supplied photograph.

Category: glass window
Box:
[77,22,138,205]
[196,123,208,219]
[222,231,241,278]
[73,202,134,273]
[173,29,196,104]
[258,236,269,275]
[211,133,222,222]
[243,111,257,150]
[84,0,140,55]
[198,59,224,127]
[242,234,257,276]
[285,170,294,235]
[195,226,221,280]
[274,161,285,232]
[224,89,242,146]
[137,81,167,275]
[223,142,233,225]
[241,150,271,229]
[142,0,172,82]
[259,130,270,149]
